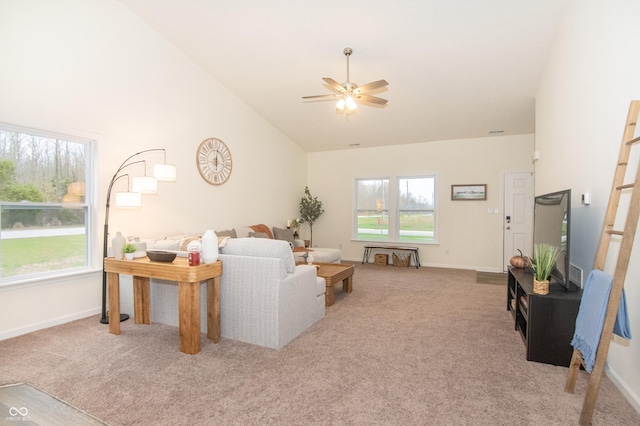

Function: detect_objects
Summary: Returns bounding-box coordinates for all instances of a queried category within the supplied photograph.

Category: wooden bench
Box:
[362,245,420,269]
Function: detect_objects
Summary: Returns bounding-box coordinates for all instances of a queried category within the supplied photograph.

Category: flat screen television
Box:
[533,189,577,291]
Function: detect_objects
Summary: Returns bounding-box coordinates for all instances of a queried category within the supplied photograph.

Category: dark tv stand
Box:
[507,266,582,367]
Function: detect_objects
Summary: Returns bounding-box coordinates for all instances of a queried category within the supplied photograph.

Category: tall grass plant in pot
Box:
[530,243,562,295]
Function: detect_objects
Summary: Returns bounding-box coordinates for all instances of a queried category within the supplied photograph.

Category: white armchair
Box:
[219,238,326,349]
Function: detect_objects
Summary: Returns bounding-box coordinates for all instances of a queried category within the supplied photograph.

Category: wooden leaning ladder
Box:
[564,100,640,425]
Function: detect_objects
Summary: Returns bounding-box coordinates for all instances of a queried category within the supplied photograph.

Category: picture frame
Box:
[451,184,487,201]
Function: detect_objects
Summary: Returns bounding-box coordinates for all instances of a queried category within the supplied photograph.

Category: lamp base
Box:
[99,313,130,324]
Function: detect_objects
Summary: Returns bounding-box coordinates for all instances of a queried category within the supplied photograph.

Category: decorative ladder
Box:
[564,100,640,425]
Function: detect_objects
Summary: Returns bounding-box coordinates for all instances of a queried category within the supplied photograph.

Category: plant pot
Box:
[533,278,549,295]
[124,253,134,260]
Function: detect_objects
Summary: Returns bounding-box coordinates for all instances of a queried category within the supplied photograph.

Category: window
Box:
[354,176,436,243]
[398,177,435,243]
[355,178,390,241]
[0,124,94,284]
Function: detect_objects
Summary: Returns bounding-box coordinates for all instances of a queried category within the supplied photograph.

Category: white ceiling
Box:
[120,0,571,152]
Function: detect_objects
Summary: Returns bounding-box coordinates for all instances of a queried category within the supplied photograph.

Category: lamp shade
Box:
[115,191,141,208]
[336,98,346,111]
[154,163,177,181]
[132,176,158,194]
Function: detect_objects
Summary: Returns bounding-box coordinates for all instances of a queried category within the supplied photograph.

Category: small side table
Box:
[104,257,223,355]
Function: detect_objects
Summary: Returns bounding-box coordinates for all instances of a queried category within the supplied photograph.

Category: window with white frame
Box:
[355,178,390,241]
[354,176,436,243]
[397,176,435,243]
[0,124,94,284]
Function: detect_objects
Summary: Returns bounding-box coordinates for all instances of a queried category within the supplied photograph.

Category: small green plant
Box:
[123,243,137,254]
[530,243,562,281]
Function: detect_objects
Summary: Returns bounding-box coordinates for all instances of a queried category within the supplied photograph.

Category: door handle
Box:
[506,226,511,230]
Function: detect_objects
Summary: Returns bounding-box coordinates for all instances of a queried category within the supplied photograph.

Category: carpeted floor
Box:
[0,263,638,425]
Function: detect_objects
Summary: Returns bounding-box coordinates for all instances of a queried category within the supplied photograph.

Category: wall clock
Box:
[196,137,232,185]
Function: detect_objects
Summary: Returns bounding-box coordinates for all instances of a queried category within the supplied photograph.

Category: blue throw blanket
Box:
[571,269,631,372]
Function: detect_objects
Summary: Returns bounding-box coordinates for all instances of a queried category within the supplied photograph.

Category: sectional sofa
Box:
[115,225,338,349]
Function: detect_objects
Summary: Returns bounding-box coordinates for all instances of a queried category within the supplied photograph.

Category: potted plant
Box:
[291,218,301,239]
[530,243,562,295]
[123,243,137,260]
[299,186,324,247]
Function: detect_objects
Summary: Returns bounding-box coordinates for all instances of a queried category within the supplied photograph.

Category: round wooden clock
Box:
[196,137,232,185]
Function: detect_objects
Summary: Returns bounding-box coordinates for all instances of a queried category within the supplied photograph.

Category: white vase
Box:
[112,232,125,260]
[201,230,218,264]
[124,253,134,260]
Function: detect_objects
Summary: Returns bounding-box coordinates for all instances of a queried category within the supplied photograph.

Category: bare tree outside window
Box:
[0,125,92,283]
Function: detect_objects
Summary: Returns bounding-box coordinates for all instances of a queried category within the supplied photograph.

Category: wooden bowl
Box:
[146,250,177,262]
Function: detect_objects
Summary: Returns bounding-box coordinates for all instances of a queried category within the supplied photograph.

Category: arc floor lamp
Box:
[100,149,176,325]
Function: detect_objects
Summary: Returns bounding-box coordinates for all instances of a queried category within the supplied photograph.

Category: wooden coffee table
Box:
[312,262,354,306]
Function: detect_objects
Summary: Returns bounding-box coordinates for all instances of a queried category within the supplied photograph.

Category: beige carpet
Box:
[0,263,638,425]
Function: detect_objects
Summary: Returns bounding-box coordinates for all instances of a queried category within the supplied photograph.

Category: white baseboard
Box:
[0,307,101,341]
[348,256,501,272]
[607,365,640,414]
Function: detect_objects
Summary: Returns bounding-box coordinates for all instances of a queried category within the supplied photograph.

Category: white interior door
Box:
[503,172,534,271]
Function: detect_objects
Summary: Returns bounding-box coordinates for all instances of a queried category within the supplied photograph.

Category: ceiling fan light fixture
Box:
[303,47,388,115]
[345,95,357,111]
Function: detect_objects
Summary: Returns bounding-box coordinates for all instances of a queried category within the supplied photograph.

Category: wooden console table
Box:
[362,245,421,269]
[104,257,223,355]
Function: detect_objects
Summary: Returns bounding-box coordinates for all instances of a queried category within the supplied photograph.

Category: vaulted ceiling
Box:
[120,0,571,152]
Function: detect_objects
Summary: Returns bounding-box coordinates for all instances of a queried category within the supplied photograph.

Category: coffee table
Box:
[312,262,354,306]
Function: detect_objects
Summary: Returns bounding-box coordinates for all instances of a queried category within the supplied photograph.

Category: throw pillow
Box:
[249,232,269,238]
[273,227,295,245]
[249,224,274,239]
[216,229,237,238]
[180,236,201,251]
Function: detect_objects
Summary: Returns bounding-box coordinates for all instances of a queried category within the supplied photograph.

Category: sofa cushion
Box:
[144,239,181,251]
[234,227,254,238]
[273,227,295,245]
[249,232,269,239]
[221,238,296,274]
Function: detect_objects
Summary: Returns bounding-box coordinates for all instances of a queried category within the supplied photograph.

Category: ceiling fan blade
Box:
[354,79,388,94]
[356,94,388,106]
[322,77,346,93]
[302,94,338,100]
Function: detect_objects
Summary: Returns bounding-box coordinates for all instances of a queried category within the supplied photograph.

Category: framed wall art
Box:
[451,184,487,201]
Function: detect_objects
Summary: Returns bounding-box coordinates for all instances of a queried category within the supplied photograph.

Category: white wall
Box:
[0,0,307,338]
[536,0,640,411]
[307,134,534,271]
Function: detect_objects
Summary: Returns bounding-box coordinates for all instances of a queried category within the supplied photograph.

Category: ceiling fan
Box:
[302,47,388,115]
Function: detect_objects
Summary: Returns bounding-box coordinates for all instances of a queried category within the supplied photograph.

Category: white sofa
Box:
[232,225,342,264]
[130,223,341,264]
[219,238,326,349]
[117,237,326,350]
